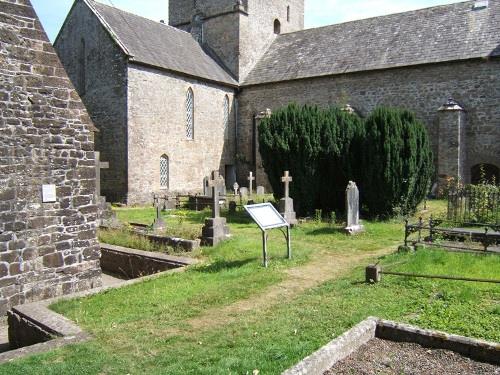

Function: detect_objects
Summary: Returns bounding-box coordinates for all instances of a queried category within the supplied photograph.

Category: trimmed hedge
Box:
[258,104,433,218]
[361,107,434,217]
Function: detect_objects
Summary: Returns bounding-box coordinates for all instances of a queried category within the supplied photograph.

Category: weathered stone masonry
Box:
[0,0,102,314]
[238,59,500,190]
[55,0,128,203]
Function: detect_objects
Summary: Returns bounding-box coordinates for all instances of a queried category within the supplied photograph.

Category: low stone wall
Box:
[100,244,197,279]
[4,301,88,363]
[283,317,500,374]
[376,319,500,365]
[0,253,197,363]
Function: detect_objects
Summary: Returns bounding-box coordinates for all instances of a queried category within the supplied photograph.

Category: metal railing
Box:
[447,187,499,226]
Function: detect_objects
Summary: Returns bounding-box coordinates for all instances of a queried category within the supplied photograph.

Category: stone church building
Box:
[55,0,500,204]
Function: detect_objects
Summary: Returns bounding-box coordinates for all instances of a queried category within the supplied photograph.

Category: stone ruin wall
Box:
[238,59,500,191]
[0,0,102,314]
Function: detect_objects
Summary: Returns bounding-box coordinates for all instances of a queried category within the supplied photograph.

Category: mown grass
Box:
[1,200,498,375]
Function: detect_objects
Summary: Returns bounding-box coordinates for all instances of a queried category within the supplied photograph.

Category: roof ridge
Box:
[88,0,190,36]
[280,0,475,38]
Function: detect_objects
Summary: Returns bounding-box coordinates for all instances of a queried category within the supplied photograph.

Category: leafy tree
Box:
[361,107,434,217]
[258,103,364,216]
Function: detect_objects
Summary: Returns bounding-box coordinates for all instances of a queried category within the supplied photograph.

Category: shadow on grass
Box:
[306,227,346,236]
[195,258,257,273]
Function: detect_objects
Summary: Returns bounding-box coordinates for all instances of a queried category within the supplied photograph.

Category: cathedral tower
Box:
[169,0,304,81]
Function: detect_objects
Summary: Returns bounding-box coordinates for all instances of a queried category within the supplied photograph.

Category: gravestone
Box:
[202,171,230,246]
[233,182,239,195]
[248,171,255,195]
[153,204,166,232]
[256,186,265,195]
[95,152,119,227]
[278,171,298,225]
[344,181,364,234]
[203,176,211,197]
[239,187,249,197]
[204,175,226,197]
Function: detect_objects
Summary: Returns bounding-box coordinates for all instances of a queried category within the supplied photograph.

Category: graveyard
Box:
[0,197,499,373]
[1,0,499,373]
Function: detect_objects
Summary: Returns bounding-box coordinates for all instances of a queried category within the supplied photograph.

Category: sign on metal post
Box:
[244,203,291,267]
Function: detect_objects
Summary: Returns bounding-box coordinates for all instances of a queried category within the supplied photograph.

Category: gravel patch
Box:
[325,338,500,375]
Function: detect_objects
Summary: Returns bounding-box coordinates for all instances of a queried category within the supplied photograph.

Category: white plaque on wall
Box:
[42,184,57,203]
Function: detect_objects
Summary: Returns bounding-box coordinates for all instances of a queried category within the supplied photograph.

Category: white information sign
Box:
[244,203,288,230]
[42,184,57,203]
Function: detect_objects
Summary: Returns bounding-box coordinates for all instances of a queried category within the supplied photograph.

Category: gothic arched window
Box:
[223,95,230,139]
[186,88,194,140]
[160,154,169,188]
[274,19,281,34]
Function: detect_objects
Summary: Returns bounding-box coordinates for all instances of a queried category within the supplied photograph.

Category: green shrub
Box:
[361,107,434,217]
[259,104,433,218]
[259,103,364,216]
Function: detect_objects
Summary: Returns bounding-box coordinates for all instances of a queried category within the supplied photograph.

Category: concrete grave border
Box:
[282,317,500,375]
[0,249,198,364]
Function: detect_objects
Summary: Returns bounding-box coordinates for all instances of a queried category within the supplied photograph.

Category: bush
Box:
[259,104,433,218]
[259,103,364,216]
[361,107,434,217]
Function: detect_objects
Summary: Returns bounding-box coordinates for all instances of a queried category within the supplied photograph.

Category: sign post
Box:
[244,203,291,267]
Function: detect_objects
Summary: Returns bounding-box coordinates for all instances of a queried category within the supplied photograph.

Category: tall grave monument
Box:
[201,171,230,246]
[344,181,364,234]
[279,171,298,225]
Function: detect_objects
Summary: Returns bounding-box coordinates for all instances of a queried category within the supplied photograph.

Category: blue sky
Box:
[32,0,464,42]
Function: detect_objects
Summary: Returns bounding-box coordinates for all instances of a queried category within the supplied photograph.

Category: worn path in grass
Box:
[185,245,395,332]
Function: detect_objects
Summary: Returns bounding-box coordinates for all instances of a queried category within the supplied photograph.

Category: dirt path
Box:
[185,246,394,332]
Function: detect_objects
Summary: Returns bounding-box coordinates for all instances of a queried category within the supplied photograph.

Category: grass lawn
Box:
[1,200,499,374]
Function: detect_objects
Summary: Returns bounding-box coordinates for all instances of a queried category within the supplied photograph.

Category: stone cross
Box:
[247,171,255,195]
[94,151,109,198]
[281,171,292,198]
[208,170,225,219]
[233,182,239,195]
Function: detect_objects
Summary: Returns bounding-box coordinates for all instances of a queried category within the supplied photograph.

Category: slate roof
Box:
[244,0,500,86]
[86,0,237,87]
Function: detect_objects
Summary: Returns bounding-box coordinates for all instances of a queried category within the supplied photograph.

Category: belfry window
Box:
[287,6,290,22]
[274,19,281,34]
[223,95,230,138]
[186,88,194,139]
[160,155,169,188]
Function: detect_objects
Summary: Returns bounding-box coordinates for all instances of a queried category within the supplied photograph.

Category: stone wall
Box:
[127,64,237,205]
[55,0,129,203]
[0,0,101,314]
[238,59,500,190]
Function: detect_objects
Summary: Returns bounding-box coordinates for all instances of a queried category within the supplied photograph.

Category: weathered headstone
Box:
[202,171,230,246]
[152,204,166,232]
[344,181,364,234]
[95,152,119,227]
[256,186,265,195]
[233,182,239,195]
[203,176,212,197]
[239,187,249,197]
[278,171,297,225]
[247,171,255,195]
